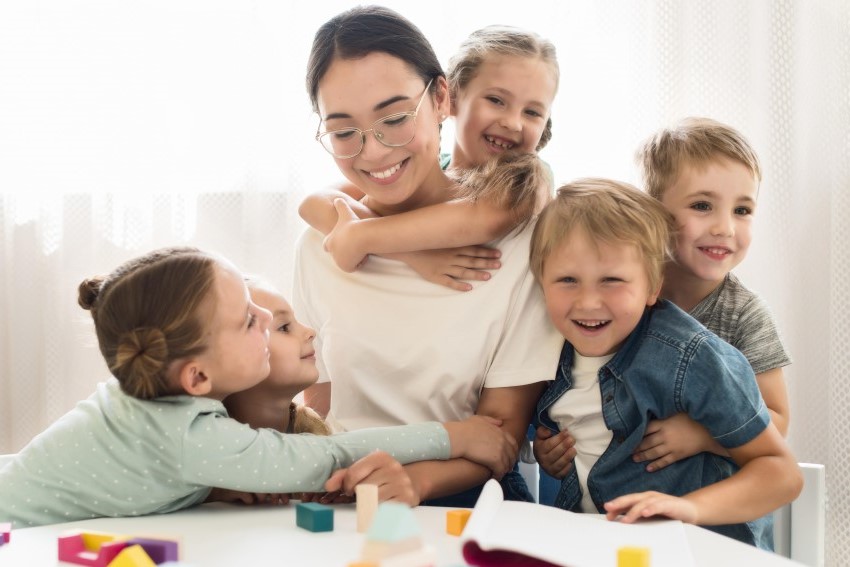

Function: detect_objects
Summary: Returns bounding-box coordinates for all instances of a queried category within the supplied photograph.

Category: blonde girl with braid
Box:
[0,247,518,527]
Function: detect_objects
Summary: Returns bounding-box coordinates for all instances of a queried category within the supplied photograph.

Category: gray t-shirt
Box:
[690,273,792,374]
[0,379,450,528]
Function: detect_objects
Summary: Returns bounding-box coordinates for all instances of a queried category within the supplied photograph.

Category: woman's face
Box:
[315,52,450,215]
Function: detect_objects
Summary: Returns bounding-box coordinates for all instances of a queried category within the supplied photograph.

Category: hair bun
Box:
[77,277,105,310]
[111,328,169,395]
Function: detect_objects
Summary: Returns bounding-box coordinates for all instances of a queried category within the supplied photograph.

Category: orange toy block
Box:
[107,544,156,567]
[445,509,471,536]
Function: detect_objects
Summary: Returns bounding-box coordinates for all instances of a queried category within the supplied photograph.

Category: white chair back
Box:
[774,462,826,566]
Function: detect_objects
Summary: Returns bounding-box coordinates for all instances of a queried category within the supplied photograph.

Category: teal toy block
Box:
[295,502,334,533]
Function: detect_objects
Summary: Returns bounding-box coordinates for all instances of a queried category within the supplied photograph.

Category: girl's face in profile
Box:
[249,286,318,395]
[315,52,450,216]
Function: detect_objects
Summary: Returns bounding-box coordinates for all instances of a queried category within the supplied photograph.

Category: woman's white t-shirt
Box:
[292,221,563,432]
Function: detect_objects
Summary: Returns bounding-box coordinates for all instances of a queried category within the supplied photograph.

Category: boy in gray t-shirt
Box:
[628,116,791,473]
[534,117,791,479]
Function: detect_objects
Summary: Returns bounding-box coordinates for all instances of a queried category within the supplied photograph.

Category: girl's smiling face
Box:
[315,52,451,216]
[450,54,557,169]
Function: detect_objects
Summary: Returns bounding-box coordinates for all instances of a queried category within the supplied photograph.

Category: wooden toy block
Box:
[356,483,379,533]
[295,501,334,532]
[107,544,156,567]
[125,537,180,563]
[57,530,129,566]
[0,521,10,545]
[617,546,650,567]
[445,509,471,536]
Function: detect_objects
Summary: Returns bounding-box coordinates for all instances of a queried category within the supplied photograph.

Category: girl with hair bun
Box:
[0,247,517,527]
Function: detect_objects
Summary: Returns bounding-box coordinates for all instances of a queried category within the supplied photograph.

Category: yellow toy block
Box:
[108,544,157,567]
[617,546,650,567]
[445,509,471,536]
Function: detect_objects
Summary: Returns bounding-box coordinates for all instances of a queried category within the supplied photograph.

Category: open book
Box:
[460,480,696,567]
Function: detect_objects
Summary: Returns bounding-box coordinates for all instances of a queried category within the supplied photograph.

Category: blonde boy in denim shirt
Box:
[530,179,800,548]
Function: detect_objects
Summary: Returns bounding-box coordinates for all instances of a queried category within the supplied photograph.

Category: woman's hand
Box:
[324,451,420,506]
[533,425,576,479]
[444,415,518,479]
[392,247,502,292]
[604,491,698,524]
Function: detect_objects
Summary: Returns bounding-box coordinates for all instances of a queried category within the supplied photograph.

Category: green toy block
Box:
[296,502,334,532]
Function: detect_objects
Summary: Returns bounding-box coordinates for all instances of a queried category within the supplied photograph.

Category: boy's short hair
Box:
[635,117,762,200]
[530,178,675,293]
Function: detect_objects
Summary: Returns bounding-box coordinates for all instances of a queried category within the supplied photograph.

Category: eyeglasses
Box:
[315,79,434,159]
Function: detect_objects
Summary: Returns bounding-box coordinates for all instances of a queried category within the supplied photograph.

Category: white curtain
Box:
[1,1,846,562]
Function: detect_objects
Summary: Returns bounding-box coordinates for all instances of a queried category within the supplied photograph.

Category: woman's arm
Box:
[402,382,545,503]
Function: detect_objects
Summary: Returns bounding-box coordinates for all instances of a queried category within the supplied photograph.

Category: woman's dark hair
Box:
[306,5,445,111]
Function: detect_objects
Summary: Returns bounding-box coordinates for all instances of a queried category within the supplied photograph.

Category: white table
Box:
[0,503,805,566]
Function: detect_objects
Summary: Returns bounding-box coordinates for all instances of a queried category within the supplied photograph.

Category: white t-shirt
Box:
[547,352,614,513]
[292,221,563,432]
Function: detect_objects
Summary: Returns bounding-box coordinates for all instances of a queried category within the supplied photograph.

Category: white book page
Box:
[461,480,696,567]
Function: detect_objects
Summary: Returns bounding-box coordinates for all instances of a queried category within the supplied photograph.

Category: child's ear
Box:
[177,360,213,397]
[435,76,451,117]
[646,283,662,307]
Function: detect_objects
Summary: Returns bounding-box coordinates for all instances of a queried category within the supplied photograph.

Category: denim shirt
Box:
[535,299,773,549]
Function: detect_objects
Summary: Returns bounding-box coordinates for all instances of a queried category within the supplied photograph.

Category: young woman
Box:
[294,5,563,506]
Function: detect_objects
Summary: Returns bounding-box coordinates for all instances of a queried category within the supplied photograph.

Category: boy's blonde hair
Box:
[635,116,762,200]
[78,247,219,400]
[530,178,675,293]
[447,25,559,150]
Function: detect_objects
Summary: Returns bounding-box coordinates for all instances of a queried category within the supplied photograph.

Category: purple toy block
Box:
[126,537,180,563]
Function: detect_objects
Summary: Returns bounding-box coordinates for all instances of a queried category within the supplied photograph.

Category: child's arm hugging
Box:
[301,153,551,291]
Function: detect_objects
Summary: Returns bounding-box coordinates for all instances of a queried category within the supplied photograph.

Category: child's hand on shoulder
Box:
[444,415,518,479]
[533,425,576,479]
[604,491,698,524]
[324,451,419,506]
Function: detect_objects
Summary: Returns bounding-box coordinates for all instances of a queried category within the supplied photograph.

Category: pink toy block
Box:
[107,544,156,567]
[0,522,11,545]
[57,530,128,566]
